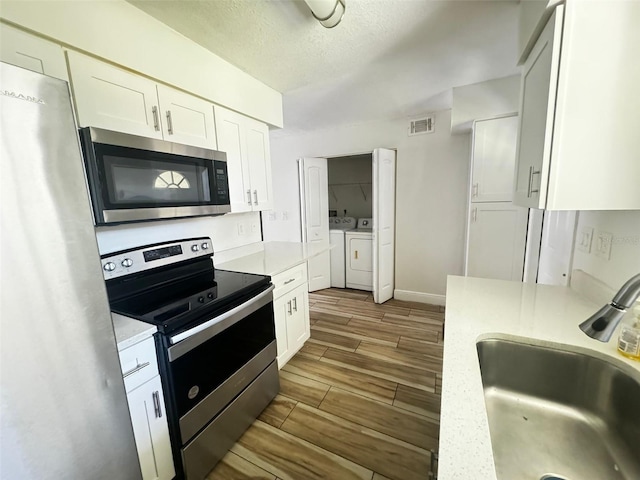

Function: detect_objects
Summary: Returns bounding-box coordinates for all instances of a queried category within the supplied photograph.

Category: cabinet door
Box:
[127,376,175,480]
[471,115,519,202]
[287,286,310,348]
[156,84,217,149]
[273,294,289,368]
[0,24,68,81]
[67,51,163,138]
[214,105,252,212]
[513,7,564,209]
[466,203,529,281]
[246,118,274,211]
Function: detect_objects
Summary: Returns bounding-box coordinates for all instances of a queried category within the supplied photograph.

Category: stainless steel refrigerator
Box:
[0,62,142,479]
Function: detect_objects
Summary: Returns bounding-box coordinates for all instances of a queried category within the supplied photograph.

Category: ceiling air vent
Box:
[408,115,435,136]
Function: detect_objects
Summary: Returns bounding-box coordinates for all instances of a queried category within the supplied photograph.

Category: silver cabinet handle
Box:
[527,166,541,198]
[151,106,160,131]
[287,300,292,315]
[122,361,150,378]
[292,297,298,312]
[472,208,478,223]
[429,449,438,479]
[166,110,174,135]
[284,278,296,285]
[152,390,162,418]
[253,190,258,205]
[247,189,252,205]
[472,183,478,198]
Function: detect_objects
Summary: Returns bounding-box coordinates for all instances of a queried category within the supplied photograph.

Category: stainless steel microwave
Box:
[79,127,230,225]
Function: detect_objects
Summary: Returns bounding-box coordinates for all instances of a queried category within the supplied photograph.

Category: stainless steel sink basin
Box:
[477,338,640,480]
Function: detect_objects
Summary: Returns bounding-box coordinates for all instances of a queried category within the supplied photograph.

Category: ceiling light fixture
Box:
[303,0,346,28]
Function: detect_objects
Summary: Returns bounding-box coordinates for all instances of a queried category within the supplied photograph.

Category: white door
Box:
[372,148,396,304]
[471,115,518,202]
[299,157,330,292]
[537,210,577,286]
[246,119,274,211]
[214,105,251,213]
[67,51,163,138]
[0,24,68,81]
[466,203,529,281]
[156,85,217,149]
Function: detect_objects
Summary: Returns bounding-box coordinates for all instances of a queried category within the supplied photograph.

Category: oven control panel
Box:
[101,238,213,280]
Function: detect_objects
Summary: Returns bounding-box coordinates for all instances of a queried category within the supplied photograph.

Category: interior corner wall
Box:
[571,210,640,290]
[265,110,471,298]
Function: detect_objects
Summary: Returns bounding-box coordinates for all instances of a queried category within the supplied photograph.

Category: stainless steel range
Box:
[102,238,279,480]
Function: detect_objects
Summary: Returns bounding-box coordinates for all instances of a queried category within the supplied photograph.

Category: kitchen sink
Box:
[476,338,640,480]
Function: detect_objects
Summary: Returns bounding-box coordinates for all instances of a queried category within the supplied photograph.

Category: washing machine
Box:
[329,217,357,288]
[345,218,373,291]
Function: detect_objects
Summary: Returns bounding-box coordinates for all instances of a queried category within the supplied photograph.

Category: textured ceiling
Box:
[128,0,520,133]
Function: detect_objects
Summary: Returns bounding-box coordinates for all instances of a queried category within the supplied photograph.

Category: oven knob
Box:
[207,292,214,299]
[121,258,133,268]
[201,243,209,250]
[191,244,200,252]
[103,262,116,272]
[198,296,205,303]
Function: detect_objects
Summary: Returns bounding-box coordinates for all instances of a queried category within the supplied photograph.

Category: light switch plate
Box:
[577,226,593,253]
[594,231,613,260]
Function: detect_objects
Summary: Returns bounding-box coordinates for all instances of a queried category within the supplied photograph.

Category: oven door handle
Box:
[167,284,275,361]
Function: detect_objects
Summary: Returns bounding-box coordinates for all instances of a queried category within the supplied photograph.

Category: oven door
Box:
[80,127,230,225]
[162,284,279,479]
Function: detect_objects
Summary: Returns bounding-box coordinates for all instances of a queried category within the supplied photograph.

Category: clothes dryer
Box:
[345,218,373,291]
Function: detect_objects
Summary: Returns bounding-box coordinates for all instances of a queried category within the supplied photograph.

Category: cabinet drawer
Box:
[119,336,159,393]
[272,263,307,298]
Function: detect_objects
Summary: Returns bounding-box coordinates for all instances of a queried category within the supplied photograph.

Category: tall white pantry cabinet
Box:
[465,115,529,282]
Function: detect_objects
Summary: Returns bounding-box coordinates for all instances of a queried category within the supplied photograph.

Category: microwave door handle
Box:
[167,284,275,361]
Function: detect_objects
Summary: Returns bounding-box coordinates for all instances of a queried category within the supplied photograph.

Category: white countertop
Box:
[216,241,330,276]
[440,275,640,480]
[112,313,157,351]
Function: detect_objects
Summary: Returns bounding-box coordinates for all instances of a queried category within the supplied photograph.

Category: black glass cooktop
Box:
[107,258,270,334]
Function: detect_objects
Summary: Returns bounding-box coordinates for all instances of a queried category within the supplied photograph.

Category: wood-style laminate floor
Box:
[206,288,444,480]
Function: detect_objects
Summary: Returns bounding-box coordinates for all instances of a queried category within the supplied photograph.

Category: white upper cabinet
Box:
[0,23,68,81]
[67,51,217,149]
[514,3,640,210]
[471,115,519,203]
[214,105,273,212]
[156,84,217,149]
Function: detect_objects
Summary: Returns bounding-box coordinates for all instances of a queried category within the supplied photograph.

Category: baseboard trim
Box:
[394,289,446,306]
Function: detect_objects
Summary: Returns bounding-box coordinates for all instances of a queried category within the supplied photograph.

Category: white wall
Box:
[95,212,262,259]
[451,75,520,133]
[328,155,373,219]
[264,110,470,300]
[572,210,640,291]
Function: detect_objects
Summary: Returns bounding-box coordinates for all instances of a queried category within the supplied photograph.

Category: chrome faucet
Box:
[580,273,640,342]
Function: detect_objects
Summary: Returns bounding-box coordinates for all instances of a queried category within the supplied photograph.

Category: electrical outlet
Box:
[577,226,593,253]
[251,223,258,234]
[594,231,613,260]
[237,223,245,236]
[267,211,277,221]
[281,211,289,221]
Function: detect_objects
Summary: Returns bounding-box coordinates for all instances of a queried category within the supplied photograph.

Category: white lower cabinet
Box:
[118,337,175,480]
[272,264,310,368]
[127,376,175,480]
[466,203,529,281]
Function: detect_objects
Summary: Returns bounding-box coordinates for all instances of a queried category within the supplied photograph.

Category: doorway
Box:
[299,149,397,304]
